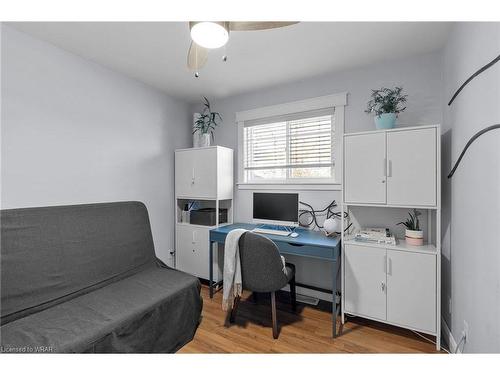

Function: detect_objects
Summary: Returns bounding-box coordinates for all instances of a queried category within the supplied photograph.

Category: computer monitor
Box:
[253,192,299,227]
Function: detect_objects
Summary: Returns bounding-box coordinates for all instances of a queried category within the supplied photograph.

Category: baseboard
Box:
[441,317,460,353]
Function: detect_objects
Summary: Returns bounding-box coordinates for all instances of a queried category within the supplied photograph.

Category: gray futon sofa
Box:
[0,201,202,353]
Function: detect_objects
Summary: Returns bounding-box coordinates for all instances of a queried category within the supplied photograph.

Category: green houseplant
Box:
[365,86,408,129]
[397,209,423,246]
[193,96,222,147]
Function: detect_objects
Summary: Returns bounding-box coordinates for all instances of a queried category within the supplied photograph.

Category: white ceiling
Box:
[8,22,451,102]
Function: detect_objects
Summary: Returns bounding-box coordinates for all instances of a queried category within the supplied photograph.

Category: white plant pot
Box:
[193,113,202,147]
[199,133,211,147]
[405,229,424,246]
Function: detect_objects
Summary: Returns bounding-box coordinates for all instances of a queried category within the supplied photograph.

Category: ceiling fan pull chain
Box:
[222,41,228,62]
[194,44,199,78]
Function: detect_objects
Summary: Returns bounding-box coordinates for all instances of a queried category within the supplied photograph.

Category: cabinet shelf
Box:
[343,239,437,254]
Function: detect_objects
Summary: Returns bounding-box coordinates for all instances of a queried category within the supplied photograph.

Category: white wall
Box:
[441,23,500,352]
[192,51,443,300]
[1,25,192,265]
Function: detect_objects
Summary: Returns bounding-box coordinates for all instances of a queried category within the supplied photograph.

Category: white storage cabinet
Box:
[341,125,441,350]
[174,146,233,280]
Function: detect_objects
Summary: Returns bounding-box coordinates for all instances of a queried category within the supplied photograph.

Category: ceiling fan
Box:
[187,21,298,76]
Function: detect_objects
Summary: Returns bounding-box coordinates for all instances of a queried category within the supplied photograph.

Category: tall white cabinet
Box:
[341,125,441,350]
[174,146,233,281]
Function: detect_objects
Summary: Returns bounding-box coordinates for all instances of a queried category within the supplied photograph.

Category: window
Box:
[236,93,346,189]
[244,113,335,182]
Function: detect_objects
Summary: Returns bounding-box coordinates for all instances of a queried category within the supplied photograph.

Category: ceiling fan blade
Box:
[187,41,209,71]
[228,21,298,31]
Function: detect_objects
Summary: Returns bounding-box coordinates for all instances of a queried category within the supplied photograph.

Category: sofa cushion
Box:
[0,265,202,353]
[1,201,156,324]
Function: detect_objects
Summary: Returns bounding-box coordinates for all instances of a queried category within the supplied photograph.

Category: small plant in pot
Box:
[193,96,222,147]
[397,209,424,246]
[365,86,408,129]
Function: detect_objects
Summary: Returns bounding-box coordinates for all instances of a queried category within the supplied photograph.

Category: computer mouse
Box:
[290,232,299,238]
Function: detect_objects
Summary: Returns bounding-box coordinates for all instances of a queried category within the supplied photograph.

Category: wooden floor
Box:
[179,286,445,353]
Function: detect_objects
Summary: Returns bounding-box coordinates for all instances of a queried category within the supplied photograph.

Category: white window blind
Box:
[243,110,335,182]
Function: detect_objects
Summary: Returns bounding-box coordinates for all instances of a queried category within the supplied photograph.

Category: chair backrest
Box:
[238,232,288,293]
[1,201,156,324]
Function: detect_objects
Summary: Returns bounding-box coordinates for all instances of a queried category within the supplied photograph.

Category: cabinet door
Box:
[191,148,218,198]
[176,225,211,279]
[386,250,436,332]
[175,149,218,198]
[386,128,437,206]
[344,244,387,321]
[175,151,195,197]
[344,133,387,204]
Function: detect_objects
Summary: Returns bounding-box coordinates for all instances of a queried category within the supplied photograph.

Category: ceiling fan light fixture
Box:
[190,22,229,49]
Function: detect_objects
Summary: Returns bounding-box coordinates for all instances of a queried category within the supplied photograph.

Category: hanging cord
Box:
[299,200,351,233]
[411,330,450,354]
[455,334,466,354]
[446,52,500,178]
[447,124,500,178]
[448,54,500,106]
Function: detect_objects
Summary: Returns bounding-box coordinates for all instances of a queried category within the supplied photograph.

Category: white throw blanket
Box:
[222,229,247,311]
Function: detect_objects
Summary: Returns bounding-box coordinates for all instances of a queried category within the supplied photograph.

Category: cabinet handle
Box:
[387,257,392,275]
[381,282,386,292]
[191,168,195,184]
[383,255,387,273]
[387,160,392,177]
[383,158,387,177]
[192,231,196,244]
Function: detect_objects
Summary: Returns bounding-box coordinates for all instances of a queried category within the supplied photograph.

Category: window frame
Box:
[236,92,347,191]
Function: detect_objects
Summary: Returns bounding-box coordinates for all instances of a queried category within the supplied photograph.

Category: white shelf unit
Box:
[174,146,234,281]
[341,124,441,350]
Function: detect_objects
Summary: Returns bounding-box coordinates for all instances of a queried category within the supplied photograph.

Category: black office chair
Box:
[229,231,297,339]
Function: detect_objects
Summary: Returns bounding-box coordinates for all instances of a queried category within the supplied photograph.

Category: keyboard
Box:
[252,228,291,236]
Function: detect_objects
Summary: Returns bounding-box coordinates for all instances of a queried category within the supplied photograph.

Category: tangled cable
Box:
[299,200,351,233]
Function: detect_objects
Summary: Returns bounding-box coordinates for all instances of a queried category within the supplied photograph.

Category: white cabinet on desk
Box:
[174,146,233,282]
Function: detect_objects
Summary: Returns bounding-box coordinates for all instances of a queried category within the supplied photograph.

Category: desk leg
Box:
[209,241,214,299]
[332,260,337,338]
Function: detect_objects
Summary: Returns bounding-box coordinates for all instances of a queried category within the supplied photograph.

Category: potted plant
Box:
[365,86,408,129]
[397,209,424,246]
[193,96,222,147]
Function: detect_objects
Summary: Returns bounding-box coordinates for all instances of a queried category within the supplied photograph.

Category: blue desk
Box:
[209,223,341,338]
